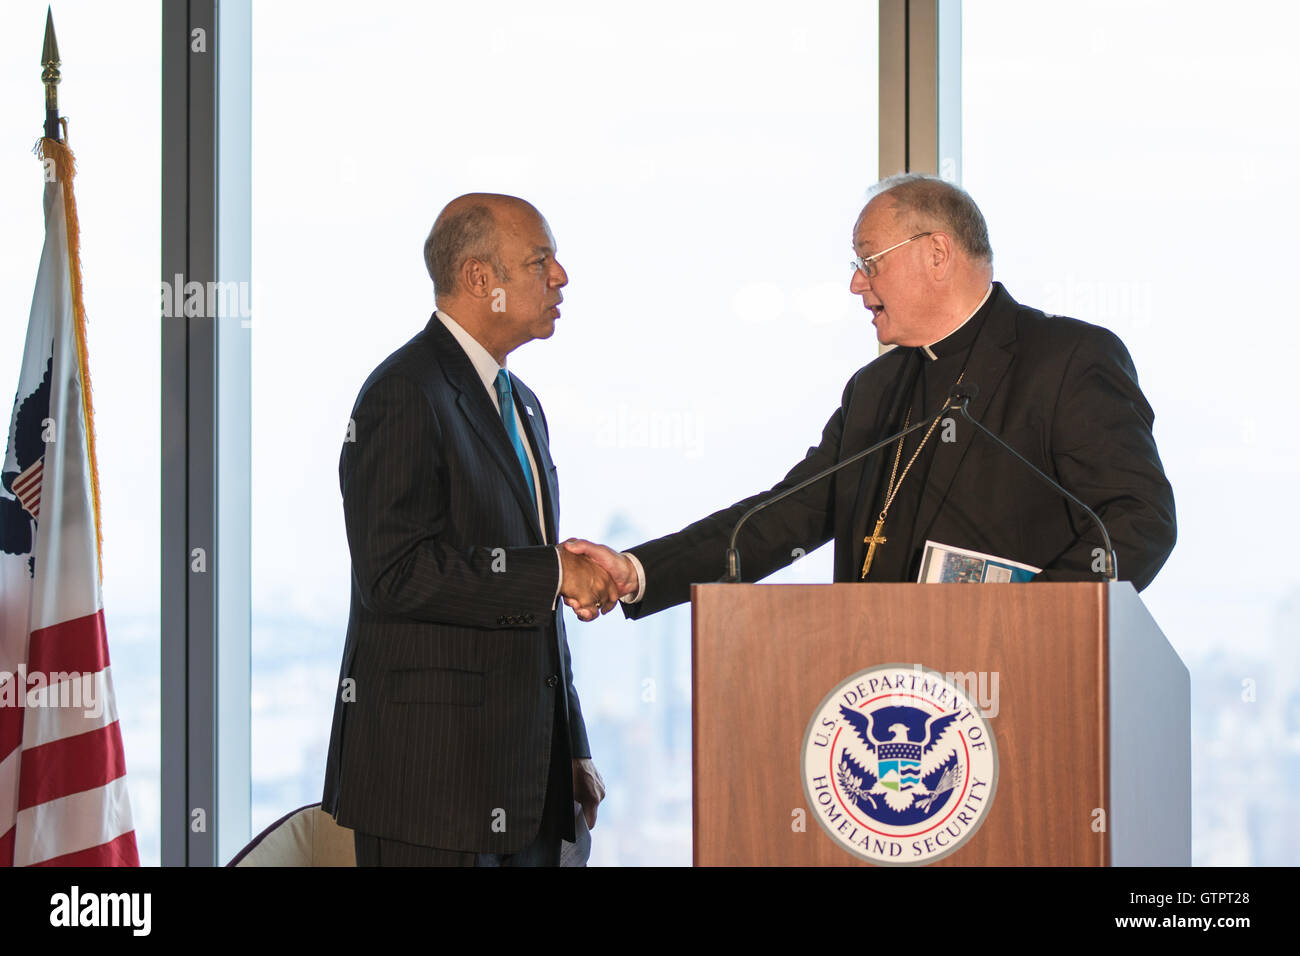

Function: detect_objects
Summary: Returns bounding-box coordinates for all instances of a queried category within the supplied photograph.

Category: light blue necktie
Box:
[493,369,537,505]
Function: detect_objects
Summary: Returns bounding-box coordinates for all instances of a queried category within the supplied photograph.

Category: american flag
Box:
[0,137,138,866]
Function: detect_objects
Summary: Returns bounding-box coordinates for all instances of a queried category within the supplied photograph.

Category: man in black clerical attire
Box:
[559,174,1176,615]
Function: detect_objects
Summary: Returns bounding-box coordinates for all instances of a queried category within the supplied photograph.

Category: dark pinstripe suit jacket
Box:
[322,314,589,853]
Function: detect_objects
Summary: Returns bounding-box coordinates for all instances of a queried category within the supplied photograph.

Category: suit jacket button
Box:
[546,675,559,688]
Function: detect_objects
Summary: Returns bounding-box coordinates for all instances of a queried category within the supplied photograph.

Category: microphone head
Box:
[950,382,979,404]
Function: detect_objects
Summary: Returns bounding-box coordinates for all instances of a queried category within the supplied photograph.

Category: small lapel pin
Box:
[525,406,535,417]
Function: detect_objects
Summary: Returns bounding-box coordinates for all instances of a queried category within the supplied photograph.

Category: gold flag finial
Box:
[42,6,61,137]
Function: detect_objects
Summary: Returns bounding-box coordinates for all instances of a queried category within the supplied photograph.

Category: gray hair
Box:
[867,174,993,265]
[424,203,509,295]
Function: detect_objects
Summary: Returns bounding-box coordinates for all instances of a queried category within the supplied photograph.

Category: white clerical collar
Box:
[920,284,994,361]
[436,309,503,392]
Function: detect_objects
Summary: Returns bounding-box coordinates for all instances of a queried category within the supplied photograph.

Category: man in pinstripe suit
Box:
[323,194,616,866]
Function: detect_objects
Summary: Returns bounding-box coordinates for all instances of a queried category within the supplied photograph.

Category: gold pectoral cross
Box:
[861,517,887,579]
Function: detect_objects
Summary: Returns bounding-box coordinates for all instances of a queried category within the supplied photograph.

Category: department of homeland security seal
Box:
[801,664,998,865]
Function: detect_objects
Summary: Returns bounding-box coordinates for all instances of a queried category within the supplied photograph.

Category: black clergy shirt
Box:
[620,280,1176,620]
[863,291,996,582]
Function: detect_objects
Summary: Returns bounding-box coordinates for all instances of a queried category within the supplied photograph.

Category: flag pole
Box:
[2,4,138,868]
[34,6,104,577]
[42,7,61,142]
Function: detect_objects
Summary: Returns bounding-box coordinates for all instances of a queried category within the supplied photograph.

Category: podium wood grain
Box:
[691,583,1113,866]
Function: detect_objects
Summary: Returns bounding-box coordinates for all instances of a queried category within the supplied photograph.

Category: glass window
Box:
[251,0,878,864]
[963,0,1300,865]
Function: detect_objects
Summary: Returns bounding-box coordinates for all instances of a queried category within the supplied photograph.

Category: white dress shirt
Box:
[436,310,563,604]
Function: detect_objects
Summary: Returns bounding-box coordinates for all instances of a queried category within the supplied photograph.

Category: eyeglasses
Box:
[850,232,932,279]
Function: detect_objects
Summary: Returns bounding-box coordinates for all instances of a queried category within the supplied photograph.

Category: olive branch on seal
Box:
[836,753,878,811]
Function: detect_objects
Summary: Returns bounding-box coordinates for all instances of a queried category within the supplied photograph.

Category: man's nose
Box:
[849,267,870,295]
[551,259,568,287]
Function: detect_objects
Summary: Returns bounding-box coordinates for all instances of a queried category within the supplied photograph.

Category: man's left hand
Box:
[572,757,606,829]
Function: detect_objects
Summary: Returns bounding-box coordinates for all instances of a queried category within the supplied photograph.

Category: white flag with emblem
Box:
[0,137,138,866]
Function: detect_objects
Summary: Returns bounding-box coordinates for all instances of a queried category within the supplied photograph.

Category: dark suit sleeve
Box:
[1038,328,1176,590]
[622,379,853,618]
[341,374,561,627]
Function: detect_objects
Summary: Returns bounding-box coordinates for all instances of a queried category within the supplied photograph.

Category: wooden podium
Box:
[691,582,1189,866]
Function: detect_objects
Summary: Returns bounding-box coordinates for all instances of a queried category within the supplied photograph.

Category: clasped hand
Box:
[557,538,639,621]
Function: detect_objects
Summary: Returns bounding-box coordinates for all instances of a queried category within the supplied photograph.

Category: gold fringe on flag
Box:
[34,136,103,583]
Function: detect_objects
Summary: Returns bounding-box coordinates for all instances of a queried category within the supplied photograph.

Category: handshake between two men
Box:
[556,540,640,622]
[326,181,1177,868]
[542,166,1178,627]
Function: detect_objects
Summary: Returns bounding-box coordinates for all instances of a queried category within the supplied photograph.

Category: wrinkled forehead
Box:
[852,196,906,252]
[500,205,556,250]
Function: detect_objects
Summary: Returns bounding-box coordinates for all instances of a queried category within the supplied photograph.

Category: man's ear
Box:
[461,257,493,298]
[928,232,955,279]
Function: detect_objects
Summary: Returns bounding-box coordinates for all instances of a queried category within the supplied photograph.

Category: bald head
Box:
[849,176,995,346]
[422,193,568,364]
[860,174,993,267]
[425,193,541,297]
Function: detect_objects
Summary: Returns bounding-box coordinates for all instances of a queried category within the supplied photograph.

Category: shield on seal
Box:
[877,735,923,792]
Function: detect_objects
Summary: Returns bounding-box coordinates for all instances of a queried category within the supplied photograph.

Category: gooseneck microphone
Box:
[947,383,1118,581]
[722,412,942,583]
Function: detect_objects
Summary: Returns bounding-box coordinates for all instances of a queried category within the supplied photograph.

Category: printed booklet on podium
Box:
[917,540,1041,583]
